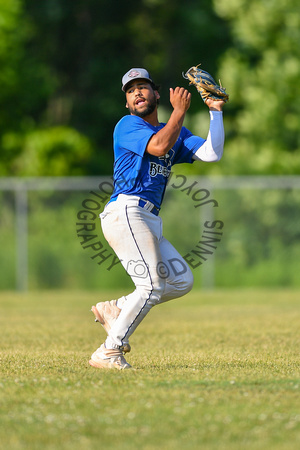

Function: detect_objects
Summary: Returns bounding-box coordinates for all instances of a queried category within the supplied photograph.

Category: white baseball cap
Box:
[122,68,154,92]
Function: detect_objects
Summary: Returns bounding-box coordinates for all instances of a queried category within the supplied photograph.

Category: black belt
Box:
[138,199,160,216]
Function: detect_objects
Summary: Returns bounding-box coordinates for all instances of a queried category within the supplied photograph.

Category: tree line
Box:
[0,0,299,177]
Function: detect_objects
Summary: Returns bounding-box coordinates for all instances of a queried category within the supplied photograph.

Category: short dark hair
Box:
[150,83,160,92]
[149,83,160,105]
[124,80,160,94]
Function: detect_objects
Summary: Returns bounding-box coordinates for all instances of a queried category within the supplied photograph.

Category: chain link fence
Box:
[1,176,299,291]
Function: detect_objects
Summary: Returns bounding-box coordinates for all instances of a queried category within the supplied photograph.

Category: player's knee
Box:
[152,277,166,299]
[174,265,194,295]
[154,277,166,297]
[182,269,194,294]
[143,277,166,306]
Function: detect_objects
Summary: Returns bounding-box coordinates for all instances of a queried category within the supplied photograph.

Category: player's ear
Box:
[125,102,129,109]
[155,91,160,101]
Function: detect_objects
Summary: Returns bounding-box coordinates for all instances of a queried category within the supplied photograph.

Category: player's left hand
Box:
[205,98,225,111]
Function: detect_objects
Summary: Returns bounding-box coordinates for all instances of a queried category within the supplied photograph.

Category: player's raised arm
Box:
[182,64,227,163]
[146,87,191,157]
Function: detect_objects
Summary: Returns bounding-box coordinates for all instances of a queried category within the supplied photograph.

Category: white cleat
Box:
[89,344,132,370]
[91,300,131,353]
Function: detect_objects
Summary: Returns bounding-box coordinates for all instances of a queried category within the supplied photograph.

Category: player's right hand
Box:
[170,87,191,113]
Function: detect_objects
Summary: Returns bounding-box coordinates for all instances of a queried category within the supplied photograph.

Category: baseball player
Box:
[89,68,225,370]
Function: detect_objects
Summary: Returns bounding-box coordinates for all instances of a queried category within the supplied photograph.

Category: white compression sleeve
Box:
[192,111,224,162]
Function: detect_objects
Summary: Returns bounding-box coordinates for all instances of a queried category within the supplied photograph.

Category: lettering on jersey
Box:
[149,149,174,178]
[149,162,171,177]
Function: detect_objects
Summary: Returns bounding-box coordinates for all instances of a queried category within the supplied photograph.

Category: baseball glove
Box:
[182,64,229,103]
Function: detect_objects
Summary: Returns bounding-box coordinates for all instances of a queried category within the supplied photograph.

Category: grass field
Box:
[0,289,299,450]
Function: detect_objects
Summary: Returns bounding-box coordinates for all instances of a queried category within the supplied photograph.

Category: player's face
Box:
[125,81,160,118]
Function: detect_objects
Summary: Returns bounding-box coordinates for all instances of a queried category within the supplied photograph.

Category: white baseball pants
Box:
[100,194,194,349]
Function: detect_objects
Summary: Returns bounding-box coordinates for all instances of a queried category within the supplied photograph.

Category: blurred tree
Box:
[2,126,92,176]
[2,0,299,176]
[0,0,56,131]
[0,0,57,174]
[212,0,300,174]
[0,0,229,176]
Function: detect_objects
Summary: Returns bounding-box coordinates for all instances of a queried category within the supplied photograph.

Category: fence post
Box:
[15,187,28,291]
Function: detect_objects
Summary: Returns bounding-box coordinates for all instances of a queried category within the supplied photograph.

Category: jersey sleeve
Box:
[114,115,156,159]
[173,127,206,165]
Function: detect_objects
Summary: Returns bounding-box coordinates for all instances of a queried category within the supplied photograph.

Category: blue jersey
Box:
[110,115,205,208]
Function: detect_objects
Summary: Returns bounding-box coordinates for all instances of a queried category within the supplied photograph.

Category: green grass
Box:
[0,289,299,450]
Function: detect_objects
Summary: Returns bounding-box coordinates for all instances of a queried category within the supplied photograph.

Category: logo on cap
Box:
[128,70,141,78]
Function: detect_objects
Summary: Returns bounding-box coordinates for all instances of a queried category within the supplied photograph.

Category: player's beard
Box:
[128,95,158,118]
